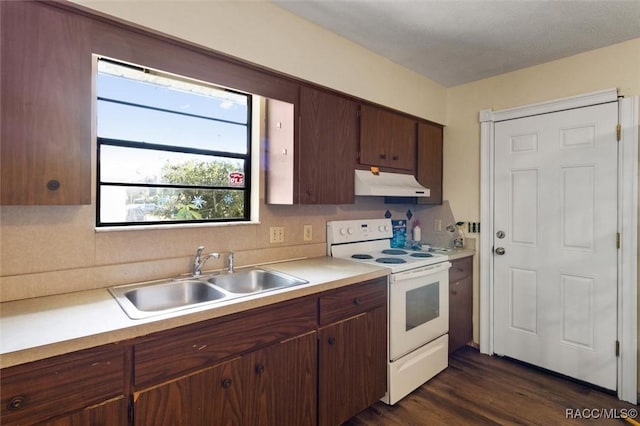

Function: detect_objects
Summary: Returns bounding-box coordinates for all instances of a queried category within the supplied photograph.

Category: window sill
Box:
[95,220,261,232]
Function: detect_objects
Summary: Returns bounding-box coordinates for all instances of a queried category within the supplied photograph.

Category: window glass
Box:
[96,59,251,226]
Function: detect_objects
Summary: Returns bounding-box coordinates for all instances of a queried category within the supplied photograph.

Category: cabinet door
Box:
[37,397,127,426]
[299,86,358,204]
[245,332,317,426]
[318,307,386,426]
[388,113,416,172]
[449,276,473,353]
[134,357,243,426]
[359,104,391,168]
[417,122,444,205]
[1,1,91,205]
[360,104,416,172]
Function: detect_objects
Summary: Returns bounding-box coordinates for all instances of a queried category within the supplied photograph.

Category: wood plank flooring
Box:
[344,346,637,425]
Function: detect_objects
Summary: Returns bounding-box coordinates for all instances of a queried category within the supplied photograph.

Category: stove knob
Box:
[339,228,348,236]
[347,227,354,235]
[379,225,389,232]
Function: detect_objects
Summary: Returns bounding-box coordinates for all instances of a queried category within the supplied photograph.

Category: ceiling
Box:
[272,0,640,87]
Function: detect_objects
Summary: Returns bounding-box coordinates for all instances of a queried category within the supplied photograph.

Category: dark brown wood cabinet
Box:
[417,122,444,205]
[359,104,417,172]
[267,86,359,205]
[134,357,244,426]
[318,278,387,426]
[0,1,92,205]
[244,332,317,425]
[38,397,128,426]
[298,86,359,204]
[133,297,318,426]
[449,256,473,353]
[0,344,127,426]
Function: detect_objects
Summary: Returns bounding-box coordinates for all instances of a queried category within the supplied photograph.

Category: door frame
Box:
[479,88,638,403]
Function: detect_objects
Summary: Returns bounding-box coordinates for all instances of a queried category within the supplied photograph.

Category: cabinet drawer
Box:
[0,344,126,425]
[449,256,472,282]
[134,296,317,388]
[319,278,387,326]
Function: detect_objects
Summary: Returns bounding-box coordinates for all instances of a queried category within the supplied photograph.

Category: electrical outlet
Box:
[303,224,313,241]
[434,219,442,232]
[269,226,285,243]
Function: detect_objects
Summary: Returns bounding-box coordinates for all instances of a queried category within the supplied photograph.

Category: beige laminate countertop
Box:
[446,248,475,261]
[0,256,389,369]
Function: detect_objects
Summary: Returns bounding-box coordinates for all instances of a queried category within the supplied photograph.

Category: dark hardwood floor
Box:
[344,346,637,425]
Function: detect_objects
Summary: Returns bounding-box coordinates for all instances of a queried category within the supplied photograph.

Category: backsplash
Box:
[0,197,457,302]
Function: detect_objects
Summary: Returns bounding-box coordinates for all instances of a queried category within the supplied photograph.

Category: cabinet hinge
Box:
[616,232,621,249]
[616,340,620,357]
[616,124,621,141]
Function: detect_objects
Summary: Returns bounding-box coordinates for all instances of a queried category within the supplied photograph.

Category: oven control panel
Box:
[327,219,393,244]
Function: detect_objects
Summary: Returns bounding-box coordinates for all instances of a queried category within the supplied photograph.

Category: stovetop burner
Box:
[351,254,374,260]
[382,249,408,255]
[410,252,433,258]
[376,257,407,264]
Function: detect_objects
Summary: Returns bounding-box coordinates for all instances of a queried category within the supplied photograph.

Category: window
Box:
[96,58,252,226]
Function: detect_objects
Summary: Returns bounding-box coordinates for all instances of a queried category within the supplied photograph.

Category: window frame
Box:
[95,58,253,228]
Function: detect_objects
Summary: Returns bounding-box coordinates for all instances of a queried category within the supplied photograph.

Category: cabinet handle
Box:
[379,154,387,160]
[7,396,26,411]
[353,297,363,306]
[255,364,265,375]
[47,180,60,192]
[328,337,336,345]
[451,290,458,295]
[392,155,399,161]
[221,378,232,389]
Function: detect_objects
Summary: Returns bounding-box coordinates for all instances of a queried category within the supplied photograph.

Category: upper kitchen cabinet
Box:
[416,121,444,205]
[267,86,358,205]
[0,2,92,205]
[359,104,417,173]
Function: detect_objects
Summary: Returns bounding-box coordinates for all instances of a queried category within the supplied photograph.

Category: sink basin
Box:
[109,268,308,319]
[208,269,308,294]
[109,280,227,319]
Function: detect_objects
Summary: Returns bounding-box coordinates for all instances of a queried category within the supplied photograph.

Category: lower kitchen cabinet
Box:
[244,331,317,425]
[134,334,317,426]
[318,278,387,426]
[134,357,244,426]
[0,344,127,426]
[449,256,473,353]
[38,397,128,426]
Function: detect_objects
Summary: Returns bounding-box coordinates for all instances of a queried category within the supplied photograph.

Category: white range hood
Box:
[354,169,430,197]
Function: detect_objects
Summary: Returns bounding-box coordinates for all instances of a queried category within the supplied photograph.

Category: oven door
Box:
[389,261,451,361]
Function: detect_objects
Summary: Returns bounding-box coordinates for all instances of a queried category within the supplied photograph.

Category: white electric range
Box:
[327,218,451,405]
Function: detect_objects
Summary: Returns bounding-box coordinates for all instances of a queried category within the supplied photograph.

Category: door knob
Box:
[496,230,505,239]
[495,247,506,255]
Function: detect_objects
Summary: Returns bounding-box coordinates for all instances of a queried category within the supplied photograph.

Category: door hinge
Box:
[616,123,621,141]
[616,232,621,249]
[616,340,620,357]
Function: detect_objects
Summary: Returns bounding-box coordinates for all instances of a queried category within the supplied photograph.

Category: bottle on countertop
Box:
[412,220,421,243]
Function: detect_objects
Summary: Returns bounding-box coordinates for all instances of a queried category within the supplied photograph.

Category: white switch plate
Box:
[303,224,312,241]
[269,226,284,243]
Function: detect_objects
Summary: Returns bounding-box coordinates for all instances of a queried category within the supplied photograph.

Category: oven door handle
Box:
[391,261,451,282]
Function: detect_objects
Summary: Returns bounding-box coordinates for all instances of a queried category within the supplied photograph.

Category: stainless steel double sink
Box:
[109,268,308,319]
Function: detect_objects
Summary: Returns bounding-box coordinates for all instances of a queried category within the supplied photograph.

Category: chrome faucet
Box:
[227,250,235,273]
[193,246,220,277]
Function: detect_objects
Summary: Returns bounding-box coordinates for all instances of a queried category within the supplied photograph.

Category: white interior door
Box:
[493,102,618,390]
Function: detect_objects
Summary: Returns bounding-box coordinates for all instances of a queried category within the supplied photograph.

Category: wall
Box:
[444,37,640,390]
[0,1,448,302]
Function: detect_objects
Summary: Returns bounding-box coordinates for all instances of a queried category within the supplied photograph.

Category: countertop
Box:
[445,248,475,261]
[0,256,389,369]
